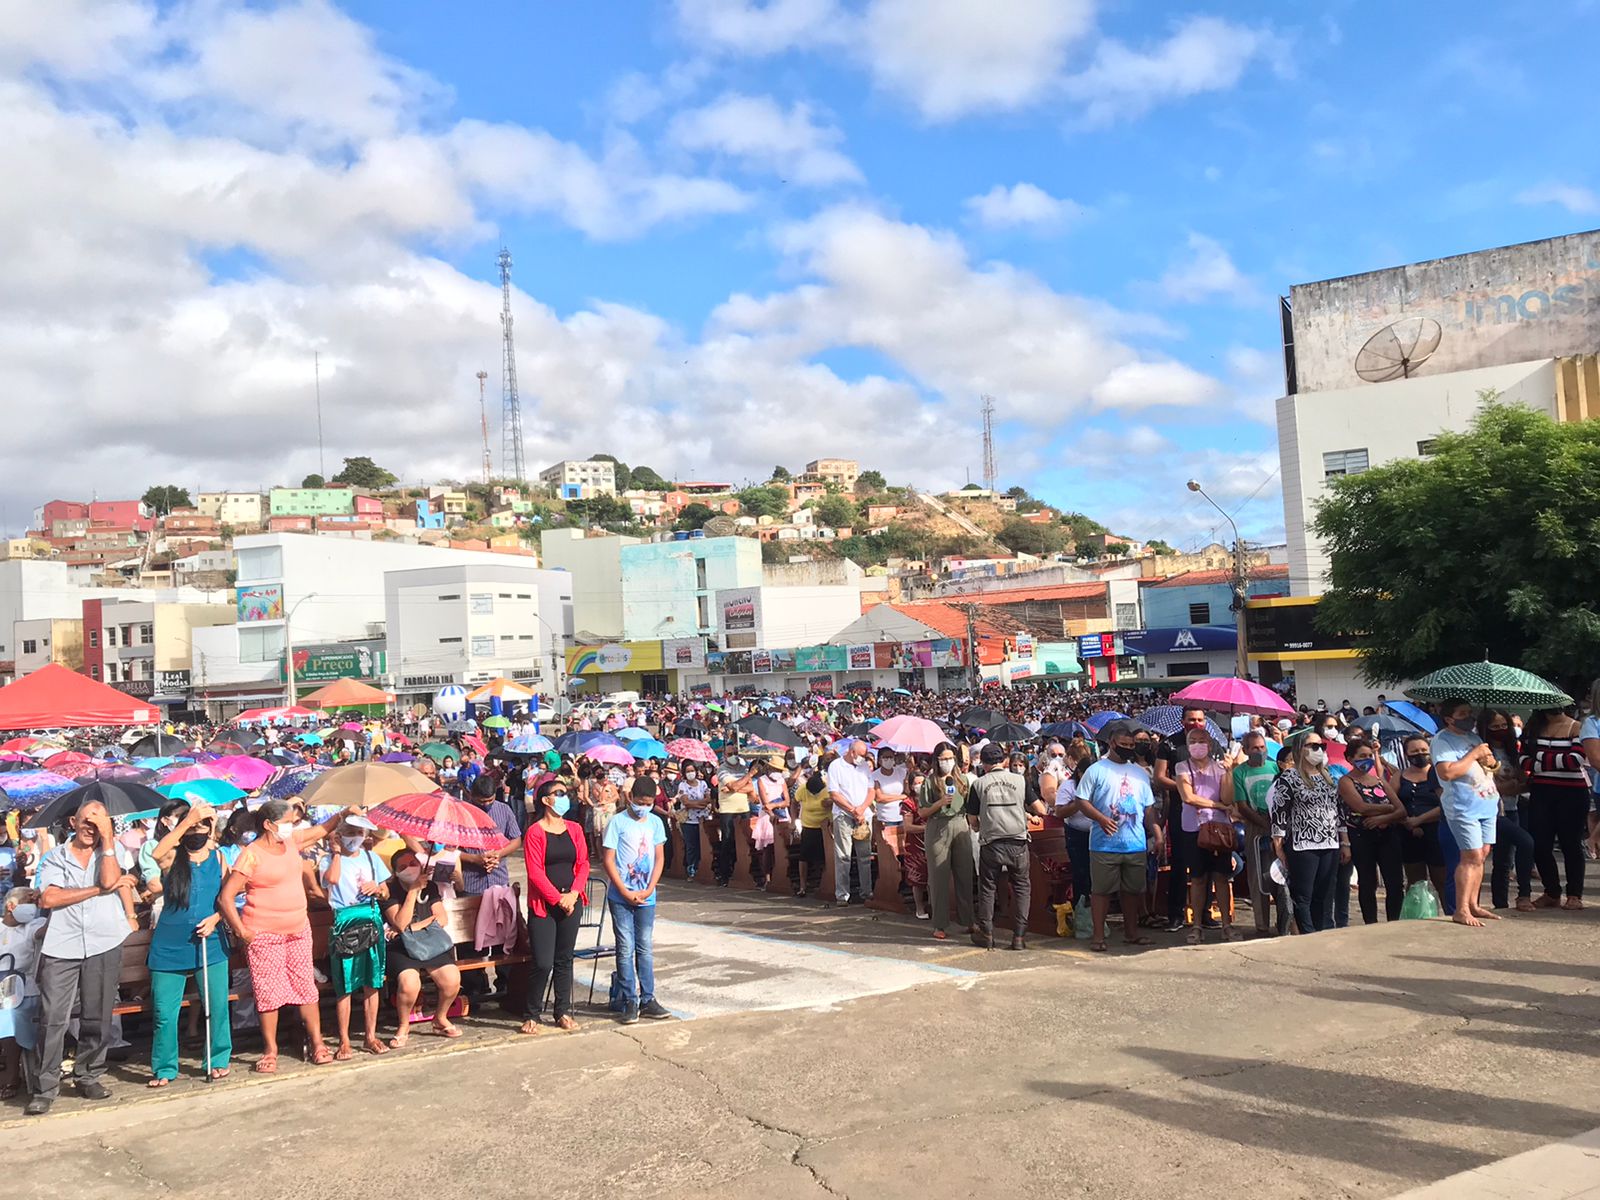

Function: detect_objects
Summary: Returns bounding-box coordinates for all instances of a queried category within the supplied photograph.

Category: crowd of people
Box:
[3,680,1597,1117]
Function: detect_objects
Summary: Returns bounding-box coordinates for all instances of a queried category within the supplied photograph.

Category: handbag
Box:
[1197,818,1237,854]
[397,920,454,962]
[330,907,383,958]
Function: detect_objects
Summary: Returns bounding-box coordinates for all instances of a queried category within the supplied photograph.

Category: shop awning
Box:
[1121,626,1237,656]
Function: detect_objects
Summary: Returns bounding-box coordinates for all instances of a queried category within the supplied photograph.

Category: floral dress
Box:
[900,795,928,887]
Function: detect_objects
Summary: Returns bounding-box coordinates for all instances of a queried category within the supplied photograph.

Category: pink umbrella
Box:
[340,721,364,731]
[869,715,946,754]
[1170,677,1296,718]
[461,733,487,755]
[665,738,716,765]
[157,763,226,784]
[581,743,636,766]
[210,755,277,790]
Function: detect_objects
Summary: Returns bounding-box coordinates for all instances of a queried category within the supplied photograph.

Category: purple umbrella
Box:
[0,770,79,809]
[378,752,415,763]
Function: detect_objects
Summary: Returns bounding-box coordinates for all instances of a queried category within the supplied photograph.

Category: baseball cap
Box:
[979,742,1007,765]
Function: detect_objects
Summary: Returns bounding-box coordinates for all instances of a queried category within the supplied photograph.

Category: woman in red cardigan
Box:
[520,778,590,1033]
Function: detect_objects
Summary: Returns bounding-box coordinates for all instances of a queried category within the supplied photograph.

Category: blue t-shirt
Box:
[320,848,391,910]
[1075,760,1156,854]
[1581,716,1600,794]
[1430,728,1499,820]
[603,810,667,905]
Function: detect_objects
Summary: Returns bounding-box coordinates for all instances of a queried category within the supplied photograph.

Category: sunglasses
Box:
[1303,740,1325,749]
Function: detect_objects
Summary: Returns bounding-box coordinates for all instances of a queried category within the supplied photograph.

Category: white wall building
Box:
[384,563,573,708]
[712,585,862,651]
[539,459,617,497]
[538,528,640,642]
[195,492,265,527]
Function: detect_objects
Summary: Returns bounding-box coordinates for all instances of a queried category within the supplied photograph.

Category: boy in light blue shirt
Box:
[1429,699,1500,927]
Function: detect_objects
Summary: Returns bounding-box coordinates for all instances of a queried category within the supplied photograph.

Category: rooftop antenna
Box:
[980,394,997,493]
[313,351,326,478]
[1355,317,1442,383]
[498,247,528,483]
[476,370,491,484]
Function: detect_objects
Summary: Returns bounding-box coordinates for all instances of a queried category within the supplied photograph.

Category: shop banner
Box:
[751,649,773,674]
[873,642,898,669]
[795,644,847,672]
[847,644,873,670]
[237,583,284,623]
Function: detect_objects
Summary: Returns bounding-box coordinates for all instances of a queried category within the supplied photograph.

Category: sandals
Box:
[333,1044,354,1062]
[305,1043,334,1066]
[1185,929,1202,945]
[1563,897,1585,910]
[1515,898,1535,912]
[147,1077,171,1089]
[208,1068,230,1081]
[554,1015,578,1032]
[1123,935,1153,946]
[388,1033,410,1050]
[253,1054,278,1074]
[1534,894,1562,908]
[1089,940,1109,952]
[363,1038,389,1056]
[518,1019,545,1036]
[430,1020,463,1039]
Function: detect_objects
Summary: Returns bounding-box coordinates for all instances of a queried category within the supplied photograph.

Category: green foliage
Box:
[761,540,793,564]
[736,486,789,519]
[301,474,325,489]
[1146,539,1177,556]
[566,493,635,528]
[142,485,192,515]
[1313,399,1600,687]
[1058,510,1108,537]
[770,465,792,482]
[997,517,1068,556]
[589,453,631,491]
[814,493,860,528]
[330,457,397,488]
[855,468,887,493]
[1004,485,1031,500]
[830,527,984,567]
[674,502,715,531]
[630,464,669,491]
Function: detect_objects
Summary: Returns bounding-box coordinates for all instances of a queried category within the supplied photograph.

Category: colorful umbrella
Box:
[614,727,652,741]
[867,714,945,754]
[665,738,716,765]
[482,715,511,730]
[41,750,93,769]
[1171,677,1296,718]
[340,722,364,731]
[1136,706,1227,741]
[555,730,622,755]
[418,742,456,763]
[368,791,512,851]
[264,764,328,799]
[298,762,438,809]
[1405,661,1573,709]
[505,732,554,755]
[582,744,636,766]
[209,755,277,790]
[1383,699,1437,734]
[0,770,79,807]
[294,732,324,745]
[378,751,416,763]
[157,778,247,805]
[158,763,226,784]
[460,734,488,755]
[628,738,669,760]
[23,779,170,828]
[1084,711,1128,734]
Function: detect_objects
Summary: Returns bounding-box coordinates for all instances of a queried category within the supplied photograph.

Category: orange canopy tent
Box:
[465,678,537,703]
[299,678,394,709]
[0,663,164,729]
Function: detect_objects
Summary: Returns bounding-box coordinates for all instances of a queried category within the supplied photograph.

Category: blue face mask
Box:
[630,802,652,818]
[550,796,571,817]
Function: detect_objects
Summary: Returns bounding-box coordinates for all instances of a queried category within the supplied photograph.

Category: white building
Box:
[538,528,641,642]
[539,459,617,497]
[712,585,862,651]
[384,563,573,708]
[195,492,265,528]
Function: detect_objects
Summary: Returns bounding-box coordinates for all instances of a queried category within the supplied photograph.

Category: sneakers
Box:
[640,999,672,1020]
[77,1079,112,1101]
[620,1002,640,1025]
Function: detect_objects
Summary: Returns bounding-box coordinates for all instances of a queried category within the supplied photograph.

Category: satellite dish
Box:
[1354,317,1442,383]
[702,515,737,537]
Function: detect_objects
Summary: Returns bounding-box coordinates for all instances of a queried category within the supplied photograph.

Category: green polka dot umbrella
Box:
[1404,660,1572,709]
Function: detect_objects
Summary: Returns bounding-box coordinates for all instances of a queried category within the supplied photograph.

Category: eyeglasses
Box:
[1303,740,1324,749]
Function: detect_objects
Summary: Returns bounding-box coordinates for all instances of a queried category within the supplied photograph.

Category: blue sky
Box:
[4,0,1596,550]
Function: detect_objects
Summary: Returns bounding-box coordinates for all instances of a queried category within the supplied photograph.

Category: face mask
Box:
[1453,713,1476,731]
[1246,750,1265,767]
[1135,744,1156,763]
[275,821,297,842]
[1109,744,1134,762]
[1304,749,1328,767]
[396,868,422,887]
[1352,758,1376,773]
[8,903,38,925]
[182,830,211,851]
[880,759,896,770]
[1407,754,1429,767]
[630,802,652,818]
[550,795,572,817]
[937,758,955,773]
[240,830,258,845]
[1188,742,1211,761]
[341,835,366,853]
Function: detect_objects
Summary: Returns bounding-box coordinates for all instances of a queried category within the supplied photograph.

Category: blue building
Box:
[620,535,762,641]
[1140,565,1290,630]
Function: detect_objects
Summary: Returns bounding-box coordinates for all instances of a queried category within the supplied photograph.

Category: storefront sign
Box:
[1076,632,1123,660]
[156,670,191,693]
[403,673,458,689]
[280,643,386,684]
[237,583,284,623]
[721,589,758,632]
[847,644,873,670]
[751,649,773,673]
[1244,598,1359,660]
[566,641,664,675]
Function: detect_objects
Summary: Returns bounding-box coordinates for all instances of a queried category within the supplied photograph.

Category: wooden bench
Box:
[113,887,529,1017]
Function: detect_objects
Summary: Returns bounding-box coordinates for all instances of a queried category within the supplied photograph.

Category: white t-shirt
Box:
[871,766,908,822]
[825,756,873,819]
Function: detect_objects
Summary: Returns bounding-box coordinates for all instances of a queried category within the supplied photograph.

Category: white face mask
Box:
[1304,749,1328,767]
[341,835,366,853]
[8,903,38,925]
[275,821,297,842]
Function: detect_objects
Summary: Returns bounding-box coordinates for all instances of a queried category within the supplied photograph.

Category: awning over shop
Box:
[1121,626,1237,656]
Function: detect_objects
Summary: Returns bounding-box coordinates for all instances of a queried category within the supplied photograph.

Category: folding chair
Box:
[536,876,616,1015]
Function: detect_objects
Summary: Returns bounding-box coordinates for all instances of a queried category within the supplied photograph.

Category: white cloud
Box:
[674,0,844,55]
[1159,232,1258,304]
[1515,182,1600,216]
[1062,16,1279,126]
[964,183,1082,231]
[1091,361,1221,411]
[668,93,862,186]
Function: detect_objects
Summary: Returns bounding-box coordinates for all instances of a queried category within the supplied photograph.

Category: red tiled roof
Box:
[1146,564,1290,589]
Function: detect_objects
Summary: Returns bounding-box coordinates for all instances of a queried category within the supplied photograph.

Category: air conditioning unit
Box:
[366,622,385,639]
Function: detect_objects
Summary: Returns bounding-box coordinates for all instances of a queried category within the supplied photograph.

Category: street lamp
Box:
[283,592,319,707]
[1185,481,1249,679]
[529,611,566,715]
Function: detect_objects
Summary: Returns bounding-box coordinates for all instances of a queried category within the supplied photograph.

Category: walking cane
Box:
[197,934,213,1083]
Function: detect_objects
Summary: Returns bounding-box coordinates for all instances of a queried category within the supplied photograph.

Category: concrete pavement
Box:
[5,885,1598,1199]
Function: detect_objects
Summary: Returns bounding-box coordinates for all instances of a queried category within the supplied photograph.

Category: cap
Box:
[979,742,1007,765]
[342,814,378,831]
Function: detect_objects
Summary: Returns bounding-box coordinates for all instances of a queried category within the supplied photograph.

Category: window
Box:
[438,593,460,601]
[21,639,36,655]
[470,636,495,657]
[104,627,116,647]
[1167,660,1212,677]
[469,594,493,614]
[1417,439,1438,457]
[439,636,462,644]
[1323,448,1369,479]
[140,623,154,644]
[1115,602,1138,629]
[497,592,511,599]
[1188,602,1211,625]
[105,662,118,682]
[515,593,531,600]
[500,634,515,641]
[89,629,99,648]
[90,665,100,680]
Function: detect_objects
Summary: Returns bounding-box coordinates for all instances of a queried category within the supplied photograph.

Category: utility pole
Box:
[959,602,982,692]
[980,395,997,495]
[1187,481,1249,678]
[476,370,492,484]
[498,247,528,484]
[283,592,318,706]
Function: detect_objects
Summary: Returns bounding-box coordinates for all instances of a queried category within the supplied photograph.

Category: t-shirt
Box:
[1231,762,1278,816]
[459,800,521,895]
[603,811,667,906]
[1430,728,1499,821]
[716,776,752,815]
[320,848,391,911]
[676,780,708,823]
[871,766,907,822]
[825,757,873,820]
[1075,759,1156,854]
[232,841,310,935]
[1581,716,1600,793]
[798,783,829,829]
[1174,759,1229,833]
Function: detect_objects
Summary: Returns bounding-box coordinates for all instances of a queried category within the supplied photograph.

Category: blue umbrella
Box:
[892,688,912,696]
[157,778,248,805]
[133,756,179,769]
[505,732,555,755]
[554,730,622,755]
[1138,706,1226,741]
[614,727,652,741]
[1084,711,1129,733]
[628,738,669,760]
[1383,700,1437,734]
[1040,721,1091,740]
[0,770,79,808]
[264,764,328,799]
[1353,713,1422,740]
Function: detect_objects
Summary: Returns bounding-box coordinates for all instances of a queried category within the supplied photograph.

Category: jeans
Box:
[607,900,656,1007]
[1529,785,1588,899]
[681,821,703,877]
[1333,857,1352,928]
[1065,826,1092,904]
[29,947,121,1100]
[1246,832,1290,934]
[714,812,745,884]
[1349,825,1406,923]
[925,816,974,931]
[150,965,232,1080]
[1286,847,1339,933]
[831,814,874,902]
[977,839,1031,938]
[527,905,582,1021]
[1490,803,1535,907]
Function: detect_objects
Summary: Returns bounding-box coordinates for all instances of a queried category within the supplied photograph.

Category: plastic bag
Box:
[1074,901,1094,939]
[1053,902,1072,937]
[1399,880,1442,920]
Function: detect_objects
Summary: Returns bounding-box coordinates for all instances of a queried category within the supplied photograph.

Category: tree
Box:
[1058,510,1108,537]
[1004,485,1031,500]
[674,502,715,531]
[330,457,396,488]
[1146,539,1176,556]
[301,473,325,488]
[1313,400,1600,688]
[814,493,859,528]
[770,465,792,482]
[997,517,1068,556]
[631,464,669,491]
[855,469,887,494]
[736,486,789,519]
[567,494,634,527]
[141,485,191,515]
[590,453,631,491]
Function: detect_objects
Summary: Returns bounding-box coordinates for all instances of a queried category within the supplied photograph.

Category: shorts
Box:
[1091,851,1146,895]
[1443,807,1497,852]
[1191,845,1233,876]
[1400,823,1445,867]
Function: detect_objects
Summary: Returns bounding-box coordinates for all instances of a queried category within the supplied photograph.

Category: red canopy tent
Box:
[0,663,162,729]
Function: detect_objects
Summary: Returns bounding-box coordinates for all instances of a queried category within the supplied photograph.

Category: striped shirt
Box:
[1521,735,1589,789]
